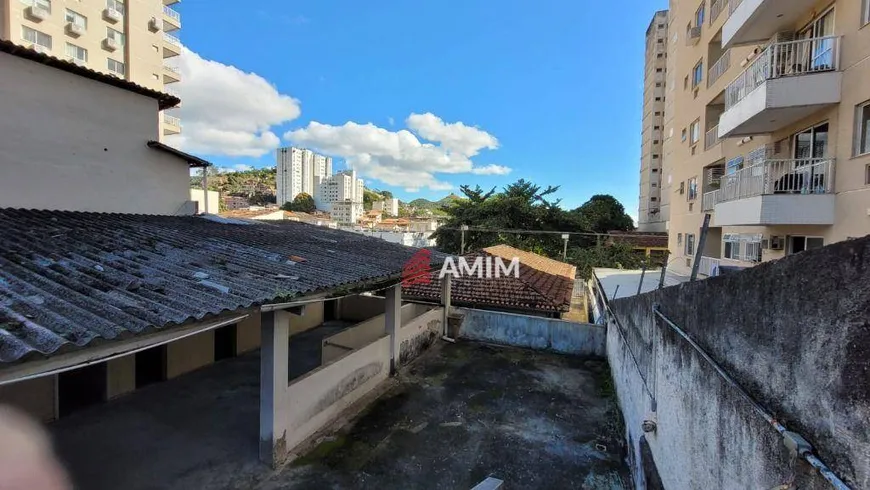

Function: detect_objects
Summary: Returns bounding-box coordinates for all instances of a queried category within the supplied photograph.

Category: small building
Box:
[189,188,220,214]
[373,198,399,216]
[606,230,669,262]
[222,195,251,211]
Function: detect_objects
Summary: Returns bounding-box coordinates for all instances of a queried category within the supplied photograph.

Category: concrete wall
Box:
[338,295,384,322]
[607,235,870,489]
[0,376,55,422]
[458,308,607,358]
[106,356,135,400]
[321,304,429,364]
[289,301,324,336]
[283,335,391,454]
[399,307,442,364]
[0,52,190,215]
[236,313,262,354]
[189,188,220,215]
[166,330,215,379]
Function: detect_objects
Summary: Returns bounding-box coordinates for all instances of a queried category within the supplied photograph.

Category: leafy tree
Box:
[379,190,393,199]
[571,194,634,233]
[281,192,315,213]
[363,189,383,211]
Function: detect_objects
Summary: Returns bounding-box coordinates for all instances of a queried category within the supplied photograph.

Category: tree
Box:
[571,195,634,234]
[281,192,315,213]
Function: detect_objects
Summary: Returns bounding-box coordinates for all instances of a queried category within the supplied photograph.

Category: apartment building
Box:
[657,0,870,276]
[373,197,400,216]
[276,147,333,205]
[0,0,183,138]
[316,169,365,223]
[639,10,671,232]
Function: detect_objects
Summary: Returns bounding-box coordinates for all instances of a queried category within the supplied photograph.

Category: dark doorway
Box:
[58,363,107,417]
[214,324,237,362]
[135,345,166,389]
[324,300,338,321]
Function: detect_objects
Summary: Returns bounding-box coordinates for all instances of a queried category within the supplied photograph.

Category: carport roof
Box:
[0,209,443,363]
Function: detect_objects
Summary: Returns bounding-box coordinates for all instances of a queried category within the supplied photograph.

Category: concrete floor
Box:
[265,342,630,490]
[50,321,353,490]
[50,335,628,490]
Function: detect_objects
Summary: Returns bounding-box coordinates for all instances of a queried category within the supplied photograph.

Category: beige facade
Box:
[638,10,670,232]
[659,0,870,275]
[0,0,182,138]
[0,49,190,214]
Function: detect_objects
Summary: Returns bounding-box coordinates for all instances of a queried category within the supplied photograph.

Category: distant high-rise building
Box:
[276,147,336,206]
[314,169,365,224]
[373,198,399,216]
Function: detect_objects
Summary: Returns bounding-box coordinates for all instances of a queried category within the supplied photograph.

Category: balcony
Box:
[718,37,842,138]
[702,190,719,212]
[163,64,181,83]
[724,0,823,47]
[712,158,836,226]
[687,26,702,46]
[163,33,181,58]
[705,125,721,150]
[164,114,181,135]
[163,6,181,31]
[710,0,730,25]
[707,49,731,87]
[697,256,722,277]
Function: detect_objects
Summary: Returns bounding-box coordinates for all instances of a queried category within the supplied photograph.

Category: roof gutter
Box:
[0,314,248,387]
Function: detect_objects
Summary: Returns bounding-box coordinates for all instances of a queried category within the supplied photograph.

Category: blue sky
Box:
[171,0,668,214]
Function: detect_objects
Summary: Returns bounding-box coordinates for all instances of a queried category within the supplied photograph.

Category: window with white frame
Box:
[65,9,87,28]
[21,26,52,50]
[724,234,762,262]
[856,101,870,156]
[690,120,700,145]
[863,0,870,26]
[107,58,125,76]
[687,177,698,201]
[20,0,51,13]
[106,27,125,46]
[685,233,696,256]
[65,43,87,63]
[106,0,125,15]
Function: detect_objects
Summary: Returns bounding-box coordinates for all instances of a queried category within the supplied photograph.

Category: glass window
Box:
[692,61,704,88]
[65,43,87,62]
[687,177,698,201]
[65,9,87,28]
[21,26,52,49]
[106,0,125,15]
[107,27,126,46]
[724,241,741,260]
[107,58,125,76]
[690,120,701,144]
[864,0,870,26]
[856,102,870,156]
[685,234,696,256]
[695,3,705,27]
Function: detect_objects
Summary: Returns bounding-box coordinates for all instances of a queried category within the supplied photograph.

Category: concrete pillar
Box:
[385,284,402,373]
[259,310,290,467]
[441,274,452,337]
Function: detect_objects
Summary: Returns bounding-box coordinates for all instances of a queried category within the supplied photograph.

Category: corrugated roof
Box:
[0,40,180,110]
[0,209,442,363]
[403,249,575,314]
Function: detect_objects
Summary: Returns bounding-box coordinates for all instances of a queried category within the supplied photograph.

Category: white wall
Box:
[189,188,219,214]
[0,53,190,214]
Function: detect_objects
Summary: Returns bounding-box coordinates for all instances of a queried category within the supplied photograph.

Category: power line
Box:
[437,226,666,240]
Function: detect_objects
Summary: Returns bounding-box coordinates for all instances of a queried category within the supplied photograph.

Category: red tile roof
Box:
[403,248,576,313]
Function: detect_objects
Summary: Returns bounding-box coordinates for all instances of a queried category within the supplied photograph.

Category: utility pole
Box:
[460,224,469,255]
[561,234,569,260]
[658,252,670,289]
[637,261,648,296]
[690,214,712,282]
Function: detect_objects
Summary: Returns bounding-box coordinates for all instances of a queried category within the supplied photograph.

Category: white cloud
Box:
[471,164,512,175]
[166,48,301,158]
[284,114,506,192]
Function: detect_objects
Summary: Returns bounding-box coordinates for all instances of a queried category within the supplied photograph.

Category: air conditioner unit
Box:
[148,17,161,32]
[103,8,122,23]
[102,37,118,51]
[65,22,85,37]
[30,44,49,54]
[66,56,86,67]
[770,235,785,251]
[25,6,49,21]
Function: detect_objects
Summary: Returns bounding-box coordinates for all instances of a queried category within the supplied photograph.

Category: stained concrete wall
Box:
[338,295,385,322]
[289,301,324,335]
[283,335,391,453]
[321,304,428,364]
[607,235,870,489]
[399,307,442,364]
[0,376,55,422]
[458,308,606,358]
[166,330,215,379]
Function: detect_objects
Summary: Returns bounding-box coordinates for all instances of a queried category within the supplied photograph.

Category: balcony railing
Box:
[725,36,841,110]
[163,32,181,46]
[163,5,180,21]
[698,256,721,277]
[718,158,835,203]
[702,190,719,211]
[708,49,731,87]
[164,114,181,127]
[710,0,729,24]
[687,26,702,45]
[705,125,721,150]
